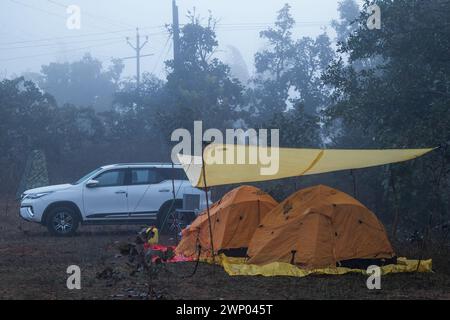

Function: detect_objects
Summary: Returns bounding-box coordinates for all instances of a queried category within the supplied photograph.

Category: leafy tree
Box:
[104,73,170,161]
[266,103,321,148]
[156,13,244,139]
[248,4,334,124]
[331,0,361,43]
[0,78,56,178]
[0,78,106,191]
[249,4,296,122]
[323,0,450,234]
[39,54,124,111]
[289,33,335,115]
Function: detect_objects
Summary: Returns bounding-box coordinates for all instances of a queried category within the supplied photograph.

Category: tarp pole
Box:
[201,143,216,263]
[350,169,358,198]
[389,169,400,240]
[171,161,178,244]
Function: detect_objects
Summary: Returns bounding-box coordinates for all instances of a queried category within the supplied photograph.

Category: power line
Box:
[175,21,330,29]
[0,29,169,62]
[9,0,107,32]
[8,0,67,20]
[46,0,134,30]
[152,34,172,74]
[8,0,131,33]
[0,21,325,48]
[0,39,123,62]
[120,54,153,60]
[216,21,330,26]
[163,41,173,71]
[0,28,132,46]
[214,23,330,32]
[0,36,125,50]
[4,0,168,47]
[0,28,167,46]
[1,0,332,66]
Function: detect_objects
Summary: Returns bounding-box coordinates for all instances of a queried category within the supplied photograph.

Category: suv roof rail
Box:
[110,162,180,166]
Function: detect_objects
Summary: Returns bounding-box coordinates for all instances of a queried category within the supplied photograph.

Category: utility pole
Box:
[126,28,149,90]
[172,0,180,70]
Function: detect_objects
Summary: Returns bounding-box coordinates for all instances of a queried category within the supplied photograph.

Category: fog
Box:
[0,0,344,79]
[1,0,449,301]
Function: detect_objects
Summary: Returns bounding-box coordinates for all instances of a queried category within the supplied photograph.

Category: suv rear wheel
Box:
[46,207,79,237]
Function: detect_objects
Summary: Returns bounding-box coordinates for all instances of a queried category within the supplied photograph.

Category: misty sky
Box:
[0,0,357,80]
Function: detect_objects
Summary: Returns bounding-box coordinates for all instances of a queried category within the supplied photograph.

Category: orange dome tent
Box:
[176,185,278,258]
[248,185,396,269]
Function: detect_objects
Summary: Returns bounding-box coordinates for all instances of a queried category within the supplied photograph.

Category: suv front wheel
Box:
[46,207,79,237]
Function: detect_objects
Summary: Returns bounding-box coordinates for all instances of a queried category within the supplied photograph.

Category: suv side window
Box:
[130,169,160,185]
[156,168,187,181]
[94,170,126,187]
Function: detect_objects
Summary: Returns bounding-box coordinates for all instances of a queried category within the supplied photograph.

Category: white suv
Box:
[19,163,209,236]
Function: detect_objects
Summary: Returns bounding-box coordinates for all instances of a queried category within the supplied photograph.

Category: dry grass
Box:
[0,196,449,300]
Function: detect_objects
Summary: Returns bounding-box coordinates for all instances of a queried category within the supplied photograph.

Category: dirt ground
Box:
[1,197,449,300]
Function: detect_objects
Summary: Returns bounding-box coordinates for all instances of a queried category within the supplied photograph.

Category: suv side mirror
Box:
[86,180,99,188]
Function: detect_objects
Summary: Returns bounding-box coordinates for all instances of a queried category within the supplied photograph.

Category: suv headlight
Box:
[24,192,54,200]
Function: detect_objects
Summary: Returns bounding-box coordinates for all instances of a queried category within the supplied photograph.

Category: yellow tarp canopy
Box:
[178,144,434,187]
[203,255,432,277]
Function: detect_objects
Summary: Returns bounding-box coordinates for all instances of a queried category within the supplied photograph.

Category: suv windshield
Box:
[72,168,103,185]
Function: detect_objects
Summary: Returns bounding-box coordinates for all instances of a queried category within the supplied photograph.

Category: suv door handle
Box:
[115,190,127,194]
[158,189,171,193]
